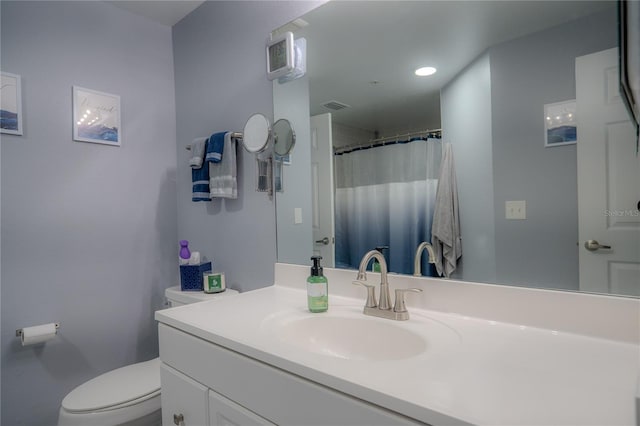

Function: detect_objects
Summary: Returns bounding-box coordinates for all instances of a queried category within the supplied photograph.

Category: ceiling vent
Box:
[322,100,351,111]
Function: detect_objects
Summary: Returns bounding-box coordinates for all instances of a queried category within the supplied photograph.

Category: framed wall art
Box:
[73,86,121,146]
[544,100,576,147]
[1,72,23,135]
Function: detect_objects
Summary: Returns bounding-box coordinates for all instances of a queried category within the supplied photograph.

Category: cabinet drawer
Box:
[161,363,209,426]
[209,389,276,426]
[159,324,423,425]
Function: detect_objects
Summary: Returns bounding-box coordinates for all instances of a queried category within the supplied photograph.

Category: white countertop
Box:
[156,281,639,425]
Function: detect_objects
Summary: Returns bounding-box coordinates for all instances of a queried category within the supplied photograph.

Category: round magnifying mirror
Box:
[273,119,296,157]
[242,113,271,153]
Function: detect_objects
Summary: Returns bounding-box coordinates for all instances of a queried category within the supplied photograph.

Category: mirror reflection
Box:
[273,118,296,156]
[242,113,271,153]
[273,1,640,297]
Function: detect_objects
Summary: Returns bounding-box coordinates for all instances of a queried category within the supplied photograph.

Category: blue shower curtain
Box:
[334,138,441,275]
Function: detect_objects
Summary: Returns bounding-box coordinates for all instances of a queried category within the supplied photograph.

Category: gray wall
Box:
[490,8,617,290]
[440,8,617,289]
[0,2,177,425]
[332,122,375,149]
[274,74,313,265]
[172,1,322,292]
[441,53,497,283]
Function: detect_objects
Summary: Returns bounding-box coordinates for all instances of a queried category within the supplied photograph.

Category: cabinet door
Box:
[209,389,276,426]
[161,363,209,426]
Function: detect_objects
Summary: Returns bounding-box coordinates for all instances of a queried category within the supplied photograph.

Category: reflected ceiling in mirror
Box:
[296,1,612,135]
[273,1,640,298]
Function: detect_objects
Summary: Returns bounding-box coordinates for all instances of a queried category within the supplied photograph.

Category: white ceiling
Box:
[291,1,615,134]
[107,0,204,26]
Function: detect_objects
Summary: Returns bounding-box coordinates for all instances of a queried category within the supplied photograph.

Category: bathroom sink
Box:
[263,312,428,361]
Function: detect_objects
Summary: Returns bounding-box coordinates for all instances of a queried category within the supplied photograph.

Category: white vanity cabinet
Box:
[161,362,273,426]
[158,324,424,426]
[160,364,210,426]
[156,271,640,426]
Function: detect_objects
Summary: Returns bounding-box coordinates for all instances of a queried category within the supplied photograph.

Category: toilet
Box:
[58,286,238,426]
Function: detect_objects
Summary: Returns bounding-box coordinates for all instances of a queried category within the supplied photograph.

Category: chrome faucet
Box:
[353,250,422,321]
[413,242,436,277]
[356,250,391,309]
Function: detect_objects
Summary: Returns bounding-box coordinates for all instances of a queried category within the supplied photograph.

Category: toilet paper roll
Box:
[20,323,57,346]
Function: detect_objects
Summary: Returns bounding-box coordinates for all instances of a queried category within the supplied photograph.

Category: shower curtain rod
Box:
[334,128,442,155]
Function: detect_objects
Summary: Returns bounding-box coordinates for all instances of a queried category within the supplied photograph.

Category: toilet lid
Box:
[62,358,161,413]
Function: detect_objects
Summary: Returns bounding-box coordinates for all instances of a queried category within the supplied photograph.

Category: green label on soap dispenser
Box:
[307,276,328,313]
[308,294,328,312]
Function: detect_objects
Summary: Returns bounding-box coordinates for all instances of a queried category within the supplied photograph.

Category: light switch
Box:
[294,208,303,224]
[506,201,526,220]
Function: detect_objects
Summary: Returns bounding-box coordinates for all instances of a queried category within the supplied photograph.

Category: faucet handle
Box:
[393,288,423,313]
[352,280,377,308]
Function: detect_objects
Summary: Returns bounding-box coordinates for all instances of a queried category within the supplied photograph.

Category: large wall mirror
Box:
[273,0,640,298]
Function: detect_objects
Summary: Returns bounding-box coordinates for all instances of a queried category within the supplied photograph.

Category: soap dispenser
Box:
[307,256,328,313]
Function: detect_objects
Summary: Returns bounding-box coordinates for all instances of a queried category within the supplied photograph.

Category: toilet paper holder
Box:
[15,323,60,337]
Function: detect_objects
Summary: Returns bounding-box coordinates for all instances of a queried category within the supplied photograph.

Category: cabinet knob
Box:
[173,413,185,426]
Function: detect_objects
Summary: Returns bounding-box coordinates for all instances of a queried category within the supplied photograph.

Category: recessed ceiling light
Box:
[415,66,437,77]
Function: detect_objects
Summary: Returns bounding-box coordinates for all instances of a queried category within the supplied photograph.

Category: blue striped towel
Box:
[191,137,210,202]
[205,132,226,163]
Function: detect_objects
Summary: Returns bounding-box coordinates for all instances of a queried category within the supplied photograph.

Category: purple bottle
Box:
[179,240,191,265]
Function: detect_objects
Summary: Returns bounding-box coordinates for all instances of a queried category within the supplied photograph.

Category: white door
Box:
[310,113,335,267]
[576,47,640,296]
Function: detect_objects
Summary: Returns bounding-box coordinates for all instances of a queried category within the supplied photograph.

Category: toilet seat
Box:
[58,393,161,426]
[63,389,160,414]
[61,358,160,414]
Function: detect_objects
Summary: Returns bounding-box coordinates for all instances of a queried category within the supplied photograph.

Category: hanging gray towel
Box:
[209,132,237,199]
[431,143,461,277]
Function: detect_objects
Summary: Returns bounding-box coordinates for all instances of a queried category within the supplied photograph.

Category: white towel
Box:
[189,137,207,169]
[431,143,461,277]
[209,132,237,199]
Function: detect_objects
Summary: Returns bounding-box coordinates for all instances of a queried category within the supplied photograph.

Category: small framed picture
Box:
[73,86,120,146]
[1,72,23,135]
[544,100,576,147]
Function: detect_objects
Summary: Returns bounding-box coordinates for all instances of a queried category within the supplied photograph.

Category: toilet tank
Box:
[164,286,238,307]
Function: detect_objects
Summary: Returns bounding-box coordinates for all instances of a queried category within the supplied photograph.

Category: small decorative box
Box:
[203,271,226,294]
[179,262,212,291]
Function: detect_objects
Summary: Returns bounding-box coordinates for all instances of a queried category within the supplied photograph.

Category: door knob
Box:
[315,237,330,245]
[584,240,612,251]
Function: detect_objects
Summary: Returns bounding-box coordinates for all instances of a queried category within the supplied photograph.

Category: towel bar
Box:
[186,132,243,150]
